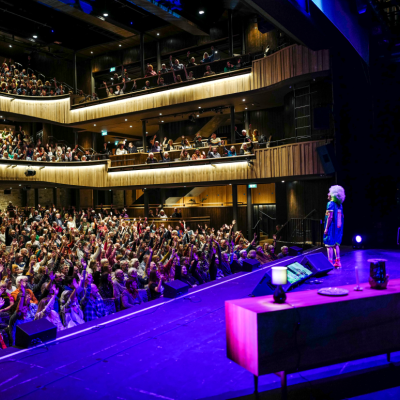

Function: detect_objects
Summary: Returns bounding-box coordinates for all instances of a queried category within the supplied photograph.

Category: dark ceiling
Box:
[0,0,231,53]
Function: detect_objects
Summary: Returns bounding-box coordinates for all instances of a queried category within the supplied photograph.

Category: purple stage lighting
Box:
[355,235,362,243]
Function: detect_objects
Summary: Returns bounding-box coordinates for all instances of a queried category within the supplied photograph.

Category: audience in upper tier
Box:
[0,124,259,163]
[0,202,286,347]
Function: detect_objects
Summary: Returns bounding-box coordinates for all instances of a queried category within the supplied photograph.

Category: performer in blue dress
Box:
[323,185,345,268]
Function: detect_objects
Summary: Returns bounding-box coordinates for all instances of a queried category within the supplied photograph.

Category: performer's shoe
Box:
[334,259,342,268]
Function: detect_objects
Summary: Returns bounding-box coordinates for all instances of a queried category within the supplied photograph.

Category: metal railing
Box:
[259,209,324,245]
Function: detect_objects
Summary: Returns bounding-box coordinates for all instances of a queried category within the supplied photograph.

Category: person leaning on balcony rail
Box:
[146,152,158,164]
[116,143,127,155]
[103,81,115,97]
[207,133,222,146]
[207,145,221,158]
[180,149,190,161]
[169,55,184,71]
[162,138,176,151]
[114,78,126,95]
[172,69,183,83]
[159,64,169,74]
[203,65,215,77]
[200,47,215,63]
[160,149,171,162]
[240,138,254,155]
[124,140,137,154]
[157,72,167,87]
[181,137,192,149]
[184,65,195,81]
[145,64,157,77]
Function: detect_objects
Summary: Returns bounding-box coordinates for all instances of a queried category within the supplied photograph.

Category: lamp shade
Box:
[271,267,287,285]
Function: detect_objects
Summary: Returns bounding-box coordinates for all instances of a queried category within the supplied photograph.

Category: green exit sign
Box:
[110,67,116,72]
[248,184,257,189]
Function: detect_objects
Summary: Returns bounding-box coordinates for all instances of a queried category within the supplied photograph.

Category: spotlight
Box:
[157,33,160,36]
[103,13,108,17]
[352,235,364,249]
[91,51,93,54]
[33,35,37,39]
[199,10,205,14]
[119,44,122,47]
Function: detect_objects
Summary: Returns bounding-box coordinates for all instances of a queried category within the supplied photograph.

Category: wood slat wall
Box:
[0,140,328,188]
[252,45,330,90]
[0,45,330,125]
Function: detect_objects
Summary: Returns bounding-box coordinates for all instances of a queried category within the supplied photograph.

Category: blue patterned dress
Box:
[323,200,344,247]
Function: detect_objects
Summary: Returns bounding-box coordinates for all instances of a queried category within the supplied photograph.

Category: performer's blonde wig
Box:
[329,185,346,204]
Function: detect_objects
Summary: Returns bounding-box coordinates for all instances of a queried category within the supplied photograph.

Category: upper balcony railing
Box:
[0,140,330,189]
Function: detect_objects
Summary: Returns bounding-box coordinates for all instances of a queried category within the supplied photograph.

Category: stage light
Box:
[352,234,364,249]
[119,44,122,47]
[103,13,108,17]
[157,33,160,36]
[33,35,37,39]
[125,119,128,121]
[199,10,204,14]
[91,51,93,54]
[242,99,245,101]
[9,45,12,48]
[51,30,54,33]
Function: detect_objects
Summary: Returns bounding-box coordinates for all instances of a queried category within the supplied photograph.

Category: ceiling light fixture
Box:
[242,99,245,101]
[33,35,37,39]
[199,10,205,14]
[157,33,160,36]
[119,44,122,47]
[9,45,12,48]
[91,51,93,54]
[130,126,132,128]
[103,13,108,17]
[159,113,162,115]
[125,119,127,121]
[161,120,164,123]
[94,124,96,126]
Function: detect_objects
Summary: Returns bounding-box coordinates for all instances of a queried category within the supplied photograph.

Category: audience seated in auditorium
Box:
[0,201,287,347]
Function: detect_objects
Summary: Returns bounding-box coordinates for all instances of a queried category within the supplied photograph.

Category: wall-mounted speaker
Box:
[316,143,336,174]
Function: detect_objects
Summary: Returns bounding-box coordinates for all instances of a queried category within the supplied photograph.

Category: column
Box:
[74,51,77,94]
[244,110,250,131]
[232,184,238,231]
[142,120,147,152]
[247,185,253,241]
[140,32,145,77]
[144,190,149,218]
[230,106,235,144]
[241,20,246,55]
[228,9,234,57]
[156,40,161,72]
[160,189,166,209]
[34,189,39,208]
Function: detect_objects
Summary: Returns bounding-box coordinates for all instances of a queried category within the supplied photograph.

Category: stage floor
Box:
[1,247,400,400]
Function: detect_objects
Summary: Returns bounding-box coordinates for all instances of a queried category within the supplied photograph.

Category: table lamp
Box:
[272,266,287,303]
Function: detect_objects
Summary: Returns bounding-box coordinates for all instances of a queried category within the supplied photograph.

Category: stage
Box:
[1,247,400,400]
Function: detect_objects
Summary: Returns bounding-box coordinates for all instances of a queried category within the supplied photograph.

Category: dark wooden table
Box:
[225,279,400,398]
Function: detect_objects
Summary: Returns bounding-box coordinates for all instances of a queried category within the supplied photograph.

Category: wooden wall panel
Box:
[252,45,330,90]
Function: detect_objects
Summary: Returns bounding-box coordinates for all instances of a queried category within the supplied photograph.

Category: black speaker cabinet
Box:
[163,279,189,298]
[316,144,336,175]
[242,259,261,272]
[251,272,276,297]
[301,253,333,277]
[15,318,57,348]
[289,246,303,256]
